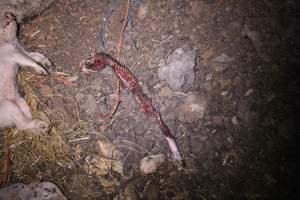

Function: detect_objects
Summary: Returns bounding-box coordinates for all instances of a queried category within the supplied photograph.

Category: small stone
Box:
[231,116,238,126]
[221,90,229,96]
[244,89,254,96]
[227,136,233,144]
[158,45,196,92]
[140,154,166,174]
[205,73,213,81]
[212,53,235,63]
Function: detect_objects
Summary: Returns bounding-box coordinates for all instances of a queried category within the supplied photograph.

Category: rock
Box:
[0,182,67,200]
[244,88,254,96]
[177,93,207,122]
[138,4,148,20]
[227,136,233,144]
[158,86,173,97]
[212,53,235,63]
[75,93,97,116]
[205,73,213,81]
[140,154,166,174]
[231,116,238,126]
[221,90,229,96]
[158,45,196,91]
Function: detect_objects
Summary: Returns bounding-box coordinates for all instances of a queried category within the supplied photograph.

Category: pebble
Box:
[140,154,166,174]
[244,88,254,96]
[205,73,213,81]
[231,116,238,126]
[221,90,229,96]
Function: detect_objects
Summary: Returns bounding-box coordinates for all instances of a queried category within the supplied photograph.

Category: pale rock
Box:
[221,90,229,96]
[205,73,213,81]
[140,154,166,174]
[232,116,238,126]
[158,45,196,91]
[244,88,254,96]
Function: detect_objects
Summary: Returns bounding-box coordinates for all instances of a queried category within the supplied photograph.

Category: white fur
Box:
[0,13,50,133]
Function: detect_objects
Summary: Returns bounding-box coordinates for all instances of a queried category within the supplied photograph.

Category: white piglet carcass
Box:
[0,12,50,133]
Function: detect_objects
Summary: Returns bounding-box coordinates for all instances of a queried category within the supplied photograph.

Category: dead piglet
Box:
[0,12,51,133]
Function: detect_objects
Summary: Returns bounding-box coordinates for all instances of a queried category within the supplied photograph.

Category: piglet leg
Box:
[0,100,48,133]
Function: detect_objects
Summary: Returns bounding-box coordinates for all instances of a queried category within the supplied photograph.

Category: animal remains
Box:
[0,12,50,133]
[80,52,183,162]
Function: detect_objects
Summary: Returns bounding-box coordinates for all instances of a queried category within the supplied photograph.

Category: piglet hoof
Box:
[36,66,49,75]
[33,120,49,134]
[39,58,52,71]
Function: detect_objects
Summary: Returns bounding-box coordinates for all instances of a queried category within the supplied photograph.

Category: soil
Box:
[1,0,299,199]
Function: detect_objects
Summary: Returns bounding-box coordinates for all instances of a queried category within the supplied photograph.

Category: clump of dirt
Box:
[1,0,299,199]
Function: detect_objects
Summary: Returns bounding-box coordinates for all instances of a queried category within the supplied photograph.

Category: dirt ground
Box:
[1,0,299,199]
